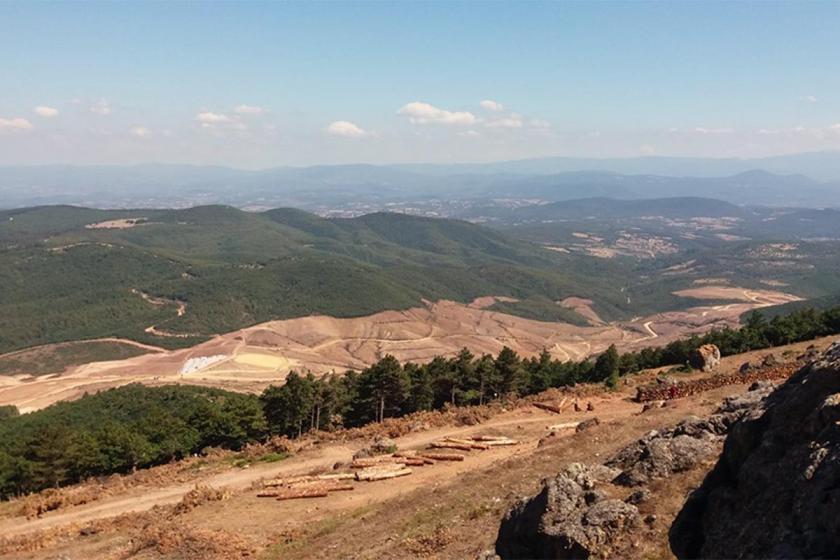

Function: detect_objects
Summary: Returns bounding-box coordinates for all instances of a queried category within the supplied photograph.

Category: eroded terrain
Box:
[0,287,799,412]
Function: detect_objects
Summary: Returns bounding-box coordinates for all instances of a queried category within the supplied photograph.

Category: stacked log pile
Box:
[635,363,798,403]
[257,434,519,500]
[258,474,357,500]
[355,465,413,481]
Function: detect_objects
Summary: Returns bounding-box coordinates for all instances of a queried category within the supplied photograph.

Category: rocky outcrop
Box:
[670,342,840,559]
[495,382,774,559]
[689,344,721,372]
[496,464,637,559]
[607,384,773,487]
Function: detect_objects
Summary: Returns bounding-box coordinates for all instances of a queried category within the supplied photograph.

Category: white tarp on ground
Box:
[180,355,227,374]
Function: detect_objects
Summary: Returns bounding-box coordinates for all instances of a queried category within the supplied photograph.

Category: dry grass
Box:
[6,456,232,521]
[402,525,456,556]
[1,485,234,558]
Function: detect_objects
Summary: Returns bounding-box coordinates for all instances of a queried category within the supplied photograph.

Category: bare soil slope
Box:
[0,288,798,412]
[2,337,833,560]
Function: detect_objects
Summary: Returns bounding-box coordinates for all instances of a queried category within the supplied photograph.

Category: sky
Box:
[1,0,839,168]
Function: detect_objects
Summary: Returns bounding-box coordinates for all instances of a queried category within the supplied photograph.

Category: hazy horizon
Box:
[1,149,840,173]
[2,1,840,168]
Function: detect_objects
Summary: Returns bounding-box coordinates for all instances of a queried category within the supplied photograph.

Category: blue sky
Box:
[1,1,839,167]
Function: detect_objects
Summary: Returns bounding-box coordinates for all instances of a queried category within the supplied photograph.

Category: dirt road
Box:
[0,396,642,538]
[0,288,799,412]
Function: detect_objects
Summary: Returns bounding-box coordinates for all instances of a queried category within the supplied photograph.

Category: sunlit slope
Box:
[1,205,705,354]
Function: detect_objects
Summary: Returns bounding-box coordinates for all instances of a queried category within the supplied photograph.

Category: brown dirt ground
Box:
[2,336,835,560]
[0,287,799,412]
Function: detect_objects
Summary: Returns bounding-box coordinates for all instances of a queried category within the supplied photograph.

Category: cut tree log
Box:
[315,473,356,481]
[533,397,569,414]
[443,438,489,450]
[533,402,563,414]
[350,457,402,468]
[419,452,465,461]
[443,438,474,445]
[275,488,329,500]
[263,475,320,487]
[471,435,510,442]
[429,442,473,452]
[355,467,413,481]
[483,439,518,446]
[547,421,581,431]
[263,473,356,488]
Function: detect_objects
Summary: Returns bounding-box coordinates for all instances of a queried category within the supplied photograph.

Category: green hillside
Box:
[0,205,706,355]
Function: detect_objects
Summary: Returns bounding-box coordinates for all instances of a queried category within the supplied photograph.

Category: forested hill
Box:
[0,205,682,354]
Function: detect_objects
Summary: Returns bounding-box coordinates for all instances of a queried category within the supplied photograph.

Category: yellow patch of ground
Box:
[233,352,290,370]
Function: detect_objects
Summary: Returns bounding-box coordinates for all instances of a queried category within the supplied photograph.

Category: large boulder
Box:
[670,342,840,559]
[689,344,721,372]
[606,383,774,487]
[494,381,775,560]
[496,463,636,559]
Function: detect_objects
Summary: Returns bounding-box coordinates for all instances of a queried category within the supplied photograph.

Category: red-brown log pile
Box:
[634,363,798,403]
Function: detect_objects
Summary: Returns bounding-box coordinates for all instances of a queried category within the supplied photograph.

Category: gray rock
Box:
[625,489,651,505]
[670,341,840,559]
[575,417,600,433]
[496,465,639,559]
[609,435,718,487]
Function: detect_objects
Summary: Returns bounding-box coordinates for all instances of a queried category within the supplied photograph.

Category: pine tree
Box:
[405,362,434,412]
[593,344,620,383]
[357,355,409,423]
[495,346,525,396]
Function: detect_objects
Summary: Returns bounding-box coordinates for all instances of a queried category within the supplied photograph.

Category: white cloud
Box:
[530,119,551,129]
[234,104,266,116]
[398,101,476,125]
[799,95,817,103]
[0,117,33,131]
[486,114,524,129]
[480,99,504,112]
[90,99,112,115]
[129,126,151,138]
[195,111,231,124]
[33,106,59,118]
[458,130,481,138]
[327,120,369,138]
[195,111,236,129]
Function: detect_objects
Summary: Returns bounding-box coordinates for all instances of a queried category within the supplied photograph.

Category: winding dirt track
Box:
[0,288,800,412]
[0,398,639,538]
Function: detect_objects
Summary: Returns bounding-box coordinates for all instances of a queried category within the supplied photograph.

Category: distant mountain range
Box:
[394,151,840,181]
[1,151,839,211]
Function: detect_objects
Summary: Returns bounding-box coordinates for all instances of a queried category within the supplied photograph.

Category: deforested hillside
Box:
[0,205,653,354]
